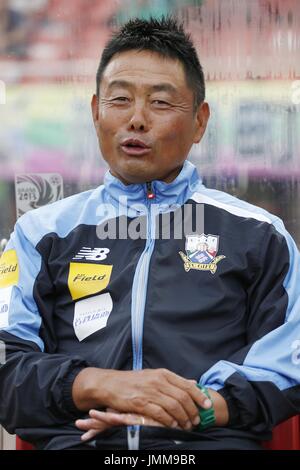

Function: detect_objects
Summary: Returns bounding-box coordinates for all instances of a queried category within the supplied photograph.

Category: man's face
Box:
[92,50,210,184]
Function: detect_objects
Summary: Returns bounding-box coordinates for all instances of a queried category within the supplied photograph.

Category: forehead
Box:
[101,49,189,92]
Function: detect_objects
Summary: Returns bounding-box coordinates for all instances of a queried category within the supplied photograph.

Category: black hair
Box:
[96,16,205,110]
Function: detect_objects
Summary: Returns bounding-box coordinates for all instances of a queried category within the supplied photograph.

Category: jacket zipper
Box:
[128,182,156,450]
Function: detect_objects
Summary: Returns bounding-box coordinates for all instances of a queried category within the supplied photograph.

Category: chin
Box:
[121,174,151,185]
[118,164,157,184]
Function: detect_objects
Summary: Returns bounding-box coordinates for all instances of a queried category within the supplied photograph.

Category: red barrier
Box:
[16,436,34,451]
[262,416,300,450]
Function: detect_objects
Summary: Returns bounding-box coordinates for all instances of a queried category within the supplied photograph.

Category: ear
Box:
[193,102,210,144]
[91,94,99,126]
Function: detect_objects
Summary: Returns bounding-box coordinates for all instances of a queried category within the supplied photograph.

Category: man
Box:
[0,16,300,451]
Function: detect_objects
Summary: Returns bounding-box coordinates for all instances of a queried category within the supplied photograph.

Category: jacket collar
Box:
[103,160,202,208]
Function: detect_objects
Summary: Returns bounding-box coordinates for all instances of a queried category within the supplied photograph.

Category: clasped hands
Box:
[73,368,228,442]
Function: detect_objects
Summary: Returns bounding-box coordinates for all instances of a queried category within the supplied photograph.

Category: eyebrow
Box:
[107,80,179,95]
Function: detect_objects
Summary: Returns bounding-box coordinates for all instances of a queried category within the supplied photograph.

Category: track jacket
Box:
[0,161,300,450]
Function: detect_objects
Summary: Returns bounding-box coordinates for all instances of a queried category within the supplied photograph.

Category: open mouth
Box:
[120,139,151,156]
[124,142,144,149]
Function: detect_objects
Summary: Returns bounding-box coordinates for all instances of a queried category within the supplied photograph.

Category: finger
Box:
[104,412,164,428]
[123,413,164,428]
[156,390,191,429]
[141,416,164,428]
[166,372,212,409]
[140,374,200,429]
[117,413,163,428]
[142,402,179,428]
[117,375,192,428]
[82,409,168,430]
[75,418,108,431]
[186,383,213,410]
[76,412,137,439]
[81,429,102,442]
[90,409,142,427]
[89,409,136,424]
[158,382,201,429]
[106,408,120,413]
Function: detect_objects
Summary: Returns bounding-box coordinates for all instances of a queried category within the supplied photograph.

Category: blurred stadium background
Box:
[0,0,300,242]
[0,0,300,450]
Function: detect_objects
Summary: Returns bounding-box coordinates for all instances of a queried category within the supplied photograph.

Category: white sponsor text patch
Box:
[73,292,113,341]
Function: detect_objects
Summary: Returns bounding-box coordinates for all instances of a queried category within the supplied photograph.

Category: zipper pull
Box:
[146,181,155,200]
[127,426,139,450]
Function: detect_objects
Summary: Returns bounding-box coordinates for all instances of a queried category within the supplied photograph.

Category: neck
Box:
[104,161,202,208]
[109,165,184,186]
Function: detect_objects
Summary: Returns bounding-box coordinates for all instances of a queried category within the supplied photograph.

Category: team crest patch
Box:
[179,234,225,274]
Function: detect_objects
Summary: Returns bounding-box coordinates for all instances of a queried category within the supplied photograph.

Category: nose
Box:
[127,102,149,132]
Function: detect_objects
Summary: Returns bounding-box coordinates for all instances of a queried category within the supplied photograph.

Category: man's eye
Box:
[112,97,129,102]
[152,100,170,106]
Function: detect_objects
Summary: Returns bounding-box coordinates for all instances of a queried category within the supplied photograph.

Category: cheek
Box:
[95,122,115,159]
[98,106,124,134]
[97,117,118,145]
[98,104,117,121]
[157,116,194,148]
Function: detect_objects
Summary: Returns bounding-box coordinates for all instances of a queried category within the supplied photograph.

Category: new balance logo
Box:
[73,247,110,262]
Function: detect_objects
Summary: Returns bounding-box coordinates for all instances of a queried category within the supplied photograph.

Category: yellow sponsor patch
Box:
[68,262,112,301]
[0,250,19,288]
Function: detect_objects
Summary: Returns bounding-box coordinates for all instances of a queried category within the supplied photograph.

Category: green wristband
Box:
[196,384,216,431]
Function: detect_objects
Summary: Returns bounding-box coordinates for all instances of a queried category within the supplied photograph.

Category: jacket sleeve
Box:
[0,219,89,434]
[200,219,300,433]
